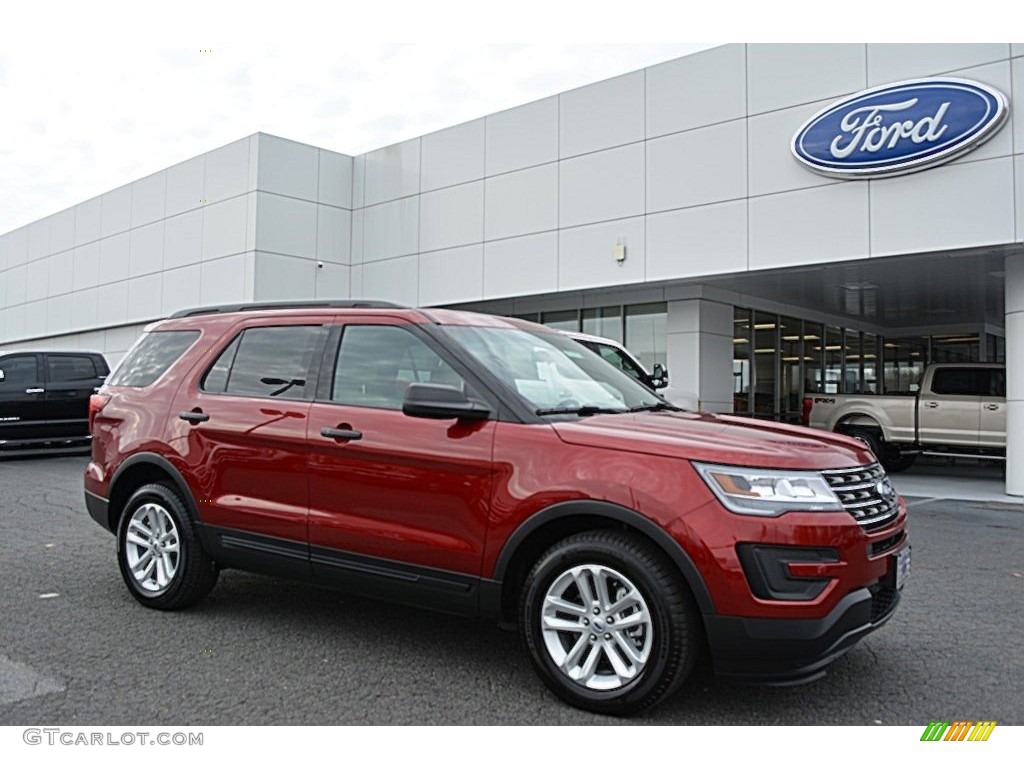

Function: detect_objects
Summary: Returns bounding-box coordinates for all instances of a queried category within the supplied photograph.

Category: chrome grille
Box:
[820,463,899,529]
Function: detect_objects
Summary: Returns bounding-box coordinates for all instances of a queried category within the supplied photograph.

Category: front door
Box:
[306,320,496,610]
[0,354,46,443]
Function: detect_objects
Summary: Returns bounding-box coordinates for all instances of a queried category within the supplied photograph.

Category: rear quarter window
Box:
[107,331,200,387]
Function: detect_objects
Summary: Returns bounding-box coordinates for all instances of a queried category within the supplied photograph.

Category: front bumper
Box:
[705,557,904,685]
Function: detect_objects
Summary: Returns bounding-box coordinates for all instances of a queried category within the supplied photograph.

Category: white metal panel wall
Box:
[348,43,1018,310]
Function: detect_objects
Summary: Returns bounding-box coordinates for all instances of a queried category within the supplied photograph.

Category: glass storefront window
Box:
[753,311,777,417]
[780,316,802,419]
[540,310,580,332]
[733,309,752,415]
[824,326,844,394]
[624,303,667,371]
[511,312,540,323]
[862,332,879,394]
[882,338,926,394]
[803,322,824,394]
[931,333,980,363]
[582,306,623,342]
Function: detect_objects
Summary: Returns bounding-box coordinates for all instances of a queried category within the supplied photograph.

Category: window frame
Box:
[314,320,507,418]
[0,354,41,387]
[197,323,328,402]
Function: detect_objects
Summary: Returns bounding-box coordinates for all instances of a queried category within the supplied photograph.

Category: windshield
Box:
[443,326,671,414]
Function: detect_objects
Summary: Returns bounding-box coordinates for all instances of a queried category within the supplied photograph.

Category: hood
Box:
[551,411,872,470]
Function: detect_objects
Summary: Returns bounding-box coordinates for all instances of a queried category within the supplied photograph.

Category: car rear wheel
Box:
[520,530,700,716]
[117,483,218,610]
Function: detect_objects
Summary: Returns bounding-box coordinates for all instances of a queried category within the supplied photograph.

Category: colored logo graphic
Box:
[920,721,997,741]
[792,78,1008,179]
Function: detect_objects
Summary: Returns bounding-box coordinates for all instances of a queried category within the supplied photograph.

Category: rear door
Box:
[43,354,103,438]
[917,367,984,447]
[170,320,327,574]
[0,354,46,442]
[979,368,1006,449]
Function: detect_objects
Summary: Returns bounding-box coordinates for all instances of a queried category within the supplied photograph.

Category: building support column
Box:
[1006,253,1024,496]
[666,299,734,413]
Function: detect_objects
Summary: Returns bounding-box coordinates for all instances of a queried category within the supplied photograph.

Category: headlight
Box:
[693,462,843,516]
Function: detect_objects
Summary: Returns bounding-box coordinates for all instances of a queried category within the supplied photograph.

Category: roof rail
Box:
[169,300,408,319]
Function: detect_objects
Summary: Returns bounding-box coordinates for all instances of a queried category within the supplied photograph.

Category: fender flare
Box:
[492,499,716,616]
[108,452,202,528]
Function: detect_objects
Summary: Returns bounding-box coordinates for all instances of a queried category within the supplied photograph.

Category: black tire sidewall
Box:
[521,533,687,715]
[116,483,211,610]
[847,427,884,463]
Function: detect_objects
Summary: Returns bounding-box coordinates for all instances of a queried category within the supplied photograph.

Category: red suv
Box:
[85,301,910,715]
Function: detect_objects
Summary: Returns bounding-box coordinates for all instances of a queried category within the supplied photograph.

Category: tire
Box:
[116,482,218,610]
[884,450,918,473]
[519,530,700,716]
[844,427,885,464]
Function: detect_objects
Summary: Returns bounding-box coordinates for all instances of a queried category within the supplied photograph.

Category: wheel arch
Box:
[107,453,201,533]
[835,413,884,435]
[492,500,716,625]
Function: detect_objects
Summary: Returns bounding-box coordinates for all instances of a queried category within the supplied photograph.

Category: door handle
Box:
[923,402,938,408]
[321,426,362,441]
[984,403,999,411]
[178,411,210,423]
[25,388,45,394]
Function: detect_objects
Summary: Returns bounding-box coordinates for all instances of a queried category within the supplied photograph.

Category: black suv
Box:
[0,351,110,456]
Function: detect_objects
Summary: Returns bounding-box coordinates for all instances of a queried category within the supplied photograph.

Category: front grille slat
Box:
[821,463,899,530]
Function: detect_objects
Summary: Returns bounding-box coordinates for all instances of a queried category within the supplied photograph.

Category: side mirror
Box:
[651,363,668,389]
[402,383,491,421]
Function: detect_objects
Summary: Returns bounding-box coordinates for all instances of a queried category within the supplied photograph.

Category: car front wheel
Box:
[520,530,700,715]
[117,483,218,610]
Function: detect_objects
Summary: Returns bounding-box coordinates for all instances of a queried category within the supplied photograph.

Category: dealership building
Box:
[1,43,1022,493]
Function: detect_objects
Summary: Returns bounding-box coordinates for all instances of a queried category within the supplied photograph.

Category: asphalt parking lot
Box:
[1,455,1021,725]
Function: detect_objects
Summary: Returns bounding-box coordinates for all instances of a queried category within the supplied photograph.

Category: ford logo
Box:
[792,78,1008,179]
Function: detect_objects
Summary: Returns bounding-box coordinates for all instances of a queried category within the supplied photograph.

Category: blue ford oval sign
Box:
[792,78,1008,179]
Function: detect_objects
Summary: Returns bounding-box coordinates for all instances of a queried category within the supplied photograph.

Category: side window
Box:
[587,342,646,382]
[200,336,241,394]
[330,325,465,409]
[988,369,1006,398]
[47,355,97,382]
[212,325,322,400]
[108,331,200,387]
[0,356,39,387]
[931,368,986,396]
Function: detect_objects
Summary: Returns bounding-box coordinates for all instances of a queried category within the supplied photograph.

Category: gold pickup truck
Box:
[802,363,1005,472]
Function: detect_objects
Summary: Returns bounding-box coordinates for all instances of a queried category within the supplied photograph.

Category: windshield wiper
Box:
[628,402,684,412]
[535,405,627,417]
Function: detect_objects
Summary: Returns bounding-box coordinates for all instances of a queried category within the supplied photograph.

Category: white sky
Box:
[0,1,1007,235]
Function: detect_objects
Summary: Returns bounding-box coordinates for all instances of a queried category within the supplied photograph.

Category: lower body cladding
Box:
[666,498,910,685]
[84,483,910,712]
[705,573,906,684]
[0,434,91,457]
